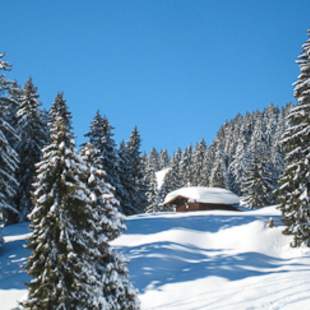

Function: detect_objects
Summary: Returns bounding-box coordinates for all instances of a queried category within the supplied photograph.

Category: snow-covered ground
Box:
[1,206,310,309]
[155,168,170,189]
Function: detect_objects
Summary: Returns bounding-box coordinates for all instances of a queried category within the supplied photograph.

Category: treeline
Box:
[0,58,152,224]
[143,103,292,210]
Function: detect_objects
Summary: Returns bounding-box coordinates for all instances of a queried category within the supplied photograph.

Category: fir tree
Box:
[120,127,147,214]
[179,145,193,186]
[278,31,310,247]
[15,78,47,221]
[81,143,140,309]
[0,111,19,224]
[82,111,123,211]
[242,149,275,209]
[23,94,140,309]
[118,141,135,215]
[158,151,182,203]
[144,164,159,213]
[148,147,160,172]
[209,151,227,188]
[192,139,207,186]
[0,53,19,224]
[159,149,170,169]
[0,52,11,92]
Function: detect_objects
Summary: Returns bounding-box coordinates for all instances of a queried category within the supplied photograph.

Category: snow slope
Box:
[155,168,170,190]
[1,207,310,309]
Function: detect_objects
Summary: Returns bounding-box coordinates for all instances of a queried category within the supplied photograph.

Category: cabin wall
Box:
[174,202,239,212]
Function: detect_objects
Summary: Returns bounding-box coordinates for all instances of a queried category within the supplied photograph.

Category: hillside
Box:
[1,207,310,309]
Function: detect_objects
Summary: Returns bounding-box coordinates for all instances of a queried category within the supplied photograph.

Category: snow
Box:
[164,186,240,205]
[1,207,310,309]
[155,168,171,190]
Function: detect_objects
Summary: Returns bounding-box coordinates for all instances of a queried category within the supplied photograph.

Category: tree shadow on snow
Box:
[116,241,309,293]
[126,214,281,235]
[0,223,30,289]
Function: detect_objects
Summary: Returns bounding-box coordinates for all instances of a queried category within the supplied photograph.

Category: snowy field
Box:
[1,207,310,309]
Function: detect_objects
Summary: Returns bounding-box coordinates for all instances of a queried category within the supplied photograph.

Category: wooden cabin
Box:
[163,187,240,212]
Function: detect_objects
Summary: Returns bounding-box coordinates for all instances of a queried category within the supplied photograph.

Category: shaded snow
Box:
[164,186,240,205]
[1,207,310,309]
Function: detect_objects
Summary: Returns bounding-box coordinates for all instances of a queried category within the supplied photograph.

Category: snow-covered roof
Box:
[164,187,240,205]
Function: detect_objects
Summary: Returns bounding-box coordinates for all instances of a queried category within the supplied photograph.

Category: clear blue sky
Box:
[2,0,309,152]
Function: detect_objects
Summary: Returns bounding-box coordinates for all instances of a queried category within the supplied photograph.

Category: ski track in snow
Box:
[1,206,310,309]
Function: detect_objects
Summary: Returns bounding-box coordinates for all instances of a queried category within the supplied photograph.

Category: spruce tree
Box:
[159,149,170,169]
[148,147,160,171]
[209,151,227,188]
[118,141,135,215]
[278,30,310,247]
[144,164,159,213]
[81,143,140,309]
[23,94,140,309]
[15,78,47,220]
[192,139,207,186]
[0,53,19,224]
[0,111,19,224]
[120,127,147,214]
[179,145,193,186]
[158,151,182,203]
[242,149,274,209]
[82,111,123,211]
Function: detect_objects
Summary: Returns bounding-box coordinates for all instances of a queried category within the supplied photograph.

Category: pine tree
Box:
[242,149,275,209]
[81,143,140,309]
[209,151,227,188]
[159,149,170,169]
[179,145,193,186]
[278,30,310,247]
[23,94,140,309]
[15,78,47,221]
[144,164,159,213]
[120,127,147,214]
[0,111,19,224]
[0,52,11,92]
[118,141,135,215]
[82,111,123,211]
[148,147,160,172]
[0,53,19,224]
[158,151,182,203]
[192,139,207,186]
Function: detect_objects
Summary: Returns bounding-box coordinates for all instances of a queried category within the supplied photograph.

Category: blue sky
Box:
[2,0,309,152]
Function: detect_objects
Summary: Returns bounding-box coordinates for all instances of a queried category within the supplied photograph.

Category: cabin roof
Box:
[163,186,240,205]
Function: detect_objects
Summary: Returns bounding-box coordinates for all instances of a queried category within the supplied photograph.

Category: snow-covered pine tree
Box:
[81,143,140,309]
[0,107,19,224]
[144,163,159,213]
[278,31,310,247]
[118,141,135,215]
[158,150,182,203]
[82,111,123,211]
[209,151,227,188]
[0,52,11,91]
[121,127,147,214]
[242,147,275,209]
[0,53,19,224]
[15,78,47,221]
[159,148,170,169]
[179,145,193,186]
[192,139,207,186]
[148,147,160,172]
